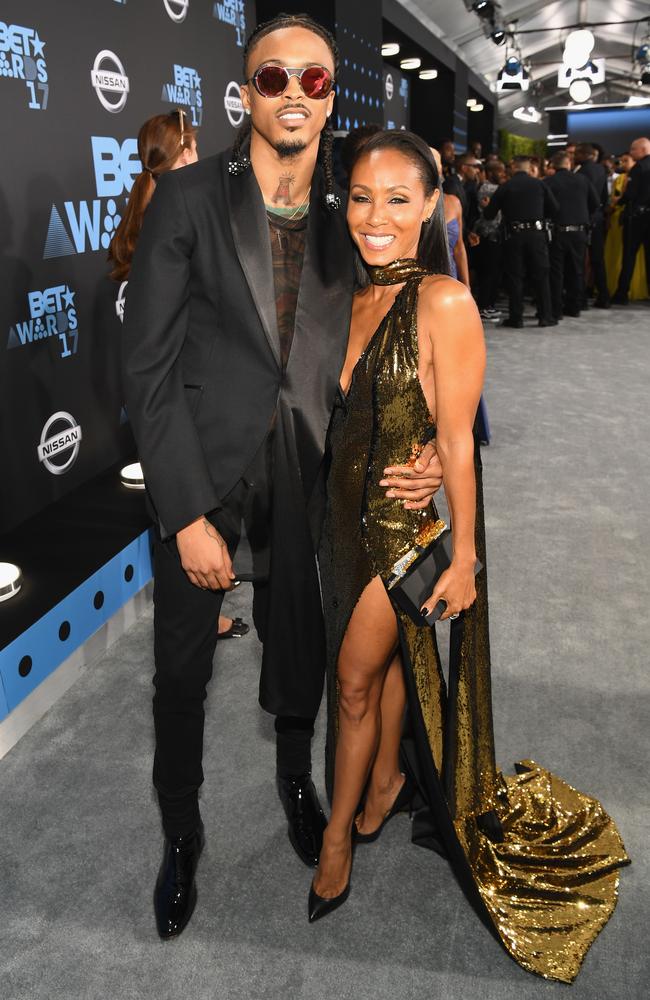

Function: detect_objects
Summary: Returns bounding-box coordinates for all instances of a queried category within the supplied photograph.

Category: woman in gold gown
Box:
[313,130,629,983]
[605,153,649,299]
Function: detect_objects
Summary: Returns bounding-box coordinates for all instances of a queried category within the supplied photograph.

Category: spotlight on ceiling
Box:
[469,103,485,112]
[641,64,650,86]
[0,562,22,603]
[491,27,507,46]
[496,56,530,92]
[568,78,592,103]
[419,69,438,80]
[472,1,494,17]
[400,57,421,70]
[466,97,477,107]
[381,43,400,58]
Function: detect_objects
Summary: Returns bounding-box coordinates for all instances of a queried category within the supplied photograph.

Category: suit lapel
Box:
[293,173,353,376]
[227,161,282,368]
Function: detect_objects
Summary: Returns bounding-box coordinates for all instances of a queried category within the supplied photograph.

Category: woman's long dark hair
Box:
[348,129,452,285]
[108,111,196,281]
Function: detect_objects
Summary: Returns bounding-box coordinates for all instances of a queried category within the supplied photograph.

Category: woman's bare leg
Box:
[313,576,398,899]
[355,653,407,835]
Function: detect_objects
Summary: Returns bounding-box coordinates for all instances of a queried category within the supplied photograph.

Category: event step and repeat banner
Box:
[1,0,255,533]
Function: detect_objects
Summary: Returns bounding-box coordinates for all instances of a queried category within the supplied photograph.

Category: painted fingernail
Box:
[379,479,389,486]
[421,607,431,616]
[386,490,395,497]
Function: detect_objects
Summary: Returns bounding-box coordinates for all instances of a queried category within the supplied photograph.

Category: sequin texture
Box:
[319,258,629,983]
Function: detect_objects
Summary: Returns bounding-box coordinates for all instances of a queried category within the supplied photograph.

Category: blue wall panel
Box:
[0,529,152,715]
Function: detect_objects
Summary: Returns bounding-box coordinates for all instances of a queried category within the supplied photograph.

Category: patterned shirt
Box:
[267,210,308,370]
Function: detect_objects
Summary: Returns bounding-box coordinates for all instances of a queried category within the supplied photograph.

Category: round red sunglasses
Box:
[248,64,334,100]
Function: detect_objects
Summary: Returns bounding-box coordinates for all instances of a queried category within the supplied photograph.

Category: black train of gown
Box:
[318,258,629,983]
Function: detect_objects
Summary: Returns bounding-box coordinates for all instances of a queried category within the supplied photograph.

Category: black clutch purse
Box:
[386,519,482,626]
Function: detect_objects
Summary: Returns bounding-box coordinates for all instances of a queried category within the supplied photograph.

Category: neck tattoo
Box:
[273,172,296,206]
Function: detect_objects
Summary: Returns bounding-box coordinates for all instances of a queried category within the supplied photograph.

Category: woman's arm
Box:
[419,278,485,620]
[452,198,470,287]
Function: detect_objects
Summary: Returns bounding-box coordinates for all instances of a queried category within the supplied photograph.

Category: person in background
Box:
[605,150,648,301]
[456,152,481,235]
[483,154,558,328]
[612,136,650,305]
[475,160,506,320]
[574,142,610,309]
[528,155,541,178]
[108,111,250,643]
[470,139,483,160]
[432,148,469,286]
[602,155,618,196]
[544,150,599,320]
[565,142,576,169]
[440,137,456,174]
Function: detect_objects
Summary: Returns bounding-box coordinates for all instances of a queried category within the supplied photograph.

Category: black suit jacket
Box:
[544,168,599,225]
[122,151,355,540]
[577,160,608,214]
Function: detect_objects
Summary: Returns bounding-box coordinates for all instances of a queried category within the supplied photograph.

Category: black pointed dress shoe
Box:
[277,773,327,867]
[154,821,205,939]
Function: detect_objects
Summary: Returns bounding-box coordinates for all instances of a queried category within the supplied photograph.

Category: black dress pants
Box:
[151,440,314,837]
[476,237,503,310]
[550,230,587,318]
[616,212,650,299]
[585,215,609,305]
[504,230,552,324]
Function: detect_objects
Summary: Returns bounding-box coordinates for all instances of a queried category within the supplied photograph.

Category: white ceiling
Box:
[397,0,650,118]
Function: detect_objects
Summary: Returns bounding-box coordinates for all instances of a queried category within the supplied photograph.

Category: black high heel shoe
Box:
[353,772,414,844]
[308,835,354,923]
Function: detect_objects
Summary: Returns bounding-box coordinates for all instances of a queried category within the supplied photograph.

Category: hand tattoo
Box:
[273,172,295,206]
[202,517,226,548]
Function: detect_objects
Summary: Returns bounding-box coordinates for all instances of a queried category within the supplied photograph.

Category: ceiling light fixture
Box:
[400,57,422,70]
[568,78,592,103]
[491,27,506,46]
[466,97,477,106]
[513,106,542,124]
[419,69,438,80]
[563,28,595,70]
[381,43,400,58]
[469,103,485,112]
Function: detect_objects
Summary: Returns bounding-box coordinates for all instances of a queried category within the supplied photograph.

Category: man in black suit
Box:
[574,142,610,308]
[545,151,599,319]
[612,136,650,305]
[122,13,442,939]
[483,155,558,328]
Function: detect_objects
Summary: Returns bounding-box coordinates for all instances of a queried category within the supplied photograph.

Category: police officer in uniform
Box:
[613,136,650,305]
[574,142,610,308]
[483,154,559,328]
[544,151,599,319]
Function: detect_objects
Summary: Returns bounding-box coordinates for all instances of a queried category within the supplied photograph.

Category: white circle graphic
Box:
[385,73,394,101]
[163,0,189,23]
[37,411,83,476]
[224,80,244,127]
[91,50,130,113]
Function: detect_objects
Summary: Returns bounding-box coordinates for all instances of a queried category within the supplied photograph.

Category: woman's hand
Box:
[421,558,477,622]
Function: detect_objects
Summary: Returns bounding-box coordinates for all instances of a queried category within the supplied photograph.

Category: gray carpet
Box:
[1,305,648,1000]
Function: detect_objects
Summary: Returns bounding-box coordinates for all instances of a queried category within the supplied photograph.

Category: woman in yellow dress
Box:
[605,153,649,299]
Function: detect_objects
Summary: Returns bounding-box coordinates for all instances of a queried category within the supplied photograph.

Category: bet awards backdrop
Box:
[0,0,255,533]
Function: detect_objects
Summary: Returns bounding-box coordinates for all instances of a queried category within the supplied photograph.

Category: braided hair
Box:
[229,13,340,210]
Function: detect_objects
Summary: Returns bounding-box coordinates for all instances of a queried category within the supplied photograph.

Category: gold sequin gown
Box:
[319,258,629,984]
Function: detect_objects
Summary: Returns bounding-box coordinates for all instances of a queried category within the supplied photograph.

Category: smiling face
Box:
[240,26,335,158]
[348,148,439,266]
